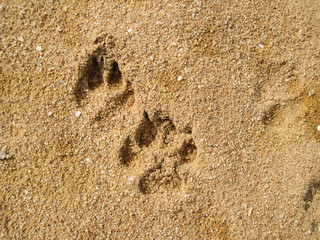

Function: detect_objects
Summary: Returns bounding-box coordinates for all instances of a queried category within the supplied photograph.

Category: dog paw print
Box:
[303,180,320,235]
[73,34,134,120]
[119,111,197,194]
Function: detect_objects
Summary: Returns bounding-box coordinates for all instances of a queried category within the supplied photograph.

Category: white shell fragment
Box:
[75,111,81,118]
[0,146,8,160]
[36,46,43,52]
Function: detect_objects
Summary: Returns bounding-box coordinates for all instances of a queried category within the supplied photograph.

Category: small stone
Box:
[317,125,320,132]
[18,36,24,42]
[85,158,92,163]
[177,76,183,81]
[259,43,264,48]
[36,46,43,52]
[248,207,253,216]
[75,111,81,118]
[0,146,7,160]
[127,27,133,33]
[48,111,53,116]
[56,26,62,32]
[284,78,289,83]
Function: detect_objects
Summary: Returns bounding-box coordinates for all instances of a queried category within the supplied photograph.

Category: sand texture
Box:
[1,0,320,239]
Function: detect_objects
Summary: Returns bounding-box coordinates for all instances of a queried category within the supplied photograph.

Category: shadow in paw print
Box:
[179,139,197,164]
[302,179,320,234]
[119,137,136,166]
[118,111,157,167]
[135,111,157,148]
[74,47,106,104]
[108,61,122,86]
[303,180,320,211]
[261,103,281,125]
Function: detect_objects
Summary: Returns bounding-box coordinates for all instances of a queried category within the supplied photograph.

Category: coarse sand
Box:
[1,0,320,239]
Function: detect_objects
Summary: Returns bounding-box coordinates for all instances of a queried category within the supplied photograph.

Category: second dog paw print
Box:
[119,111,197,194]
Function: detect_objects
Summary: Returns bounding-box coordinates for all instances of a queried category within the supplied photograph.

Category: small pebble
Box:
[127,27,133,33]
[48,111,53,116]
[36,46,43,52]
[0,146,7,160]
[18,36,24,42]
[317,125,320,132]
[85,158,92,163]
[177,76,183,81]
[56,26,62,32]
[259,43,264,48]
[284,78,289,83]
[75,111,81,118]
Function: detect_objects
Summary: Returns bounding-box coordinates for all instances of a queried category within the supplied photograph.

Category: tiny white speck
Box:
[48,111,53,116]
[18,36,24,42]
[85,158,92,163]
[177,76,183,81]
[317,125,320,131]
[128,176,134,181]
[36,46,43,52]
[75,111,81,118]
[284,78,289,82]
[127,28,133,33]
[259,43,264,48]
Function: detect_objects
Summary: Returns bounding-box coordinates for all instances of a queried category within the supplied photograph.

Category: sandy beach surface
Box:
[1,0,320,239]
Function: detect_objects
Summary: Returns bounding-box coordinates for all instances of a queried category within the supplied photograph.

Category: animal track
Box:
[303,179,320,234]
[73,34,134,120]
[119,111,197,194]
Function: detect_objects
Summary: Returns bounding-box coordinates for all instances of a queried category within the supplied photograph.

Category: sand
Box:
[1,0,320,239]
